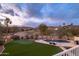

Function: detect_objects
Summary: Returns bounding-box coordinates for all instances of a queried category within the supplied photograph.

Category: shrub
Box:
[12,35,20,40]
[0,40,4,45]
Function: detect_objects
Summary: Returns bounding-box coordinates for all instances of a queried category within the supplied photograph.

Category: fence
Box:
[54,45,79,56]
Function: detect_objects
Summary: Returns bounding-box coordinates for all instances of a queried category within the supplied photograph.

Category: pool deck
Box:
[35,40,76,47]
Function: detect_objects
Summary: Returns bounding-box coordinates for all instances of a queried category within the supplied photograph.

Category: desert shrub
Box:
[0,40,4,45]
[12,35,20,40]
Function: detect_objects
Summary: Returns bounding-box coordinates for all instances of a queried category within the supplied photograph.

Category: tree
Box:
[58,25,74,40]
[70,23,73,26]
[63,22,66,26]
[4,17,12,42]
[4,17,12,34]
[4,17,12,27]
[0,22,5,39]
[0,22,5,45]
[38,24,48,35]
[0,22,2,33]
[0,40,4,45]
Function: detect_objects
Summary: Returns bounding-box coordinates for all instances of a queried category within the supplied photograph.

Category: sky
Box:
[0,3,79,27]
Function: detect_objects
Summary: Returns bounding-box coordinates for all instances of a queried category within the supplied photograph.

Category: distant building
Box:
[14,31,27,39]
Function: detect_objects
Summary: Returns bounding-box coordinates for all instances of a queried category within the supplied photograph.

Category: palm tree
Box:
[0,15,12,43]
[4,17,12,26]
[4,17,12,32]
[63,22,66,26]
[0,22,2,40]
[4,17,12,42]
[0,15,12,34]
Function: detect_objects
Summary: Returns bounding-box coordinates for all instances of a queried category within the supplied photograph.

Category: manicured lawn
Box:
[2,40,62,56]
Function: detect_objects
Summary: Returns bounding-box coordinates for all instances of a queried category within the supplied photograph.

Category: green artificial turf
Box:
[2,40,62,56]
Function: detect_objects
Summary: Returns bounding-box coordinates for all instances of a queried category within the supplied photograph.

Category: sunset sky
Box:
[0,3,79,27]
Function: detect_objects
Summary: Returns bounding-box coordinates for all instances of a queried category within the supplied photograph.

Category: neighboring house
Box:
[74,36,79,41]
[14,31,27,39]
[3,34,13,43]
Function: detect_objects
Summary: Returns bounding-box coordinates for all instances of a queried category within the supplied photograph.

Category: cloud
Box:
[0,3,79,27]
[1,3,29,18]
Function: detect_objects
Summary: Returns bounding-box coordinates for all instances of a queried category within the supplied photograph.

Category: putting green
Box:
[13,40,33,44]
[2,40,62,56]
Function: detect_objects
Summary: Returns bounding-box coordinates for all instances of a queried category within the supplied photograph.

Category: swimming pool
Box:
[45,40,70,43]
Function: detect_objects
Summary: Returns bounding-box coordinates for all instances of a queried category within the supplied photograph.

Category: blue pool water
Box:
[45,40,70,43]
